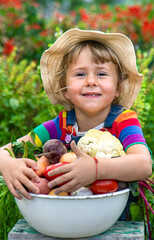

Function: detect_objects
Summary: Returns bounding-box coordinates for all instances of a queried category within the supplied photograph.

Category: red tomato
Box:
[90,180,118,194]
[43,162,69,181]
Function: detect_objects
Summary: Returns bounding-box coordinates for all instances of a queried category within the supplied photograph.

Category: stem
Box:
[138,181,154,193]
[4,147,16,158]
[146,178,154,185]
[140,196,146,237]
[22,141,28,158]
[138,188,154,214]
[139,186,152,240]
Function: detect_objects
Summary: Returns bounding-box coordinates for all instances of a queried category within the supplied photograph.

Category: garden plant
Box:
[0,0,153,239]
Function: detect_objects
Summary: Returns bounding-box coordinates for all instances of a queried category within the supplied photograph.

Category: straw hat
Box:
[40,28,143,109]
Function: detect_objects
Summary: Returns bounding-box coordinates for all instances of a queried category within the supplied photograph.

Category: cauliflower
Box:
[77,129,125,158]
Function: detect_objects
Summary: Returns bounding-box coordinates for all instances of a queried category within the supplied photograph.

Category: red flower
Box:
[128,5,142,18]
[142,19,154,41]
[143,4,153,18]
[90,19,97,29]
[130,32,138,42]
[102,12,112,20]
[39,29,50,37]
[28,24,41,30]
[14,18,24,27]
[0,0,22,9]
[79,8,89,21]
[2,39,15,55]
[13,0,21,9]
[116,10,130,20]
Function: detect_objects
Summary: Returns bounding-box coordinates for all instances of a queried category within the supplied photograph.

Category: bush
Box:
[0,0,47,61]
[0,49,64,146]
[0,180,23,240]
[132,48,154,155]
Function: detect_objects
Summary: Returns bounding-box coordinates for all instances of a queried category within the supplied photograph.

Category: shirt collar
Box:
[66,104,124,128]
[104,104,124,128]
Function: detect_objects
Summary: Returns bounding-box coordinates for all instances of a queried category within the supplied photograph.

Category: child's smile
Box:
[81,92,101,97]
[65,46,119,120]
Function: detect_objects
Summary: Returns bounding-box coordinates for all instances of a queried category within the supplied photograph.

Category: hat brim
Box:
[40,28,142,109]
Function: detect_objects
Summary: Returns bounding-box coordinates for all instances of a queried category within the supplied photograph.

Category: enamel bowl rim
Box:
[28,188,130,200]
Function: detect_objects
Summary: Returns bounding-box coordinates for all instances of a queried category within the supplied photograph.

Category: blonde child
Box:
[0,29,152,201]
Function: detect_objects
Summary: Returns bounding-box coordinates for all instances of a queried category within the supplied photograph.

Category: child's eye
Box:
[76,72,86,77]
[97,72,107,77]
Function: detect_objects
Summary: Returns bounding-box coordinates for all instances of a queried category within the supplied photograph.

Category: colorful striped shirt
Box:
[29,104,148,152]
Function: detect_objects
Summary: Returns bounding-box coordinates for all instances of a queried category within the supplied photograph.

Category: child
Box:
[0,29,152,202]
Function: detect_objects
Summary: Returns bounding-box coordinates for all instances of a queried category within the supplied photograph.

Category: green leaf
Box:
[11,139,24,158]
[26,141,42,160]
[30,130,36,143]
[130,201,144,221]
[11,137,42,160]
[22,141,28,158]
[9,98,19,110]
[129,181,140,197]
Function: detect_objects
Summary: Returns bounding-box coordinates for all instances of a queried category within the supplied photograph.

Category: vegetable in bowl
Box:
[77,129,126,158]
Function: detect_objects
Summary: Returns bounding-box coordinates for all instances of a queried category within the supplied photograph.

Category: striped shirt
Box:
[29,104,148,152]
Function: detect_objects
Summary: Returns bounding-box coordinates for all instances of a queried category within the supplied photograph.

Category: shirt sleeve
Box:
[112,110,148,152]
[28,115,62,147]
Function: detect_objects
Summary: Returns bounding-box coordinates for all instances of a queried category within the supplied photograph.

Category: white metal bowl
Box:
[15,188,130,238]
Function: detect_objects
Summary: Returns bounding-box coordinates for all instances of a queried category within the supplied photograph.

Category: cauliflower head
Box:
[77,129,125,158]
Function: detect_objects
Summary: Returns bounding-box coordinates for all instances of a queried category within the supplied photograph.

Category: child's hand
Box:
[47,141,97,194]
[1,157,40,200]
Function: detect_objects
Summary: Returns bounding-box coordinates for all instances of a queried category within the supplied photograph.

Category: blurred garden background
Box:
[0,0,153,239]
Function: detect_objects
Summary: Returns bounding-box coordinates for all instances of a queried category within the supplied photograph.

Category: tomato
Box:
[90,180,118,194]
[43,162,69,181]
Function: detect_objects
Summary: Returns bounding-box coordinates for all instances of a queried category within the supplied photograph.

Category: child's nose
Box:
[85,75,97,86]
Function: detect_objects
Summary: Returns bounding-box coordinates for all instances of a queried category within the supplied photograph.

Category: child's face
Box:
[65,46,119,117]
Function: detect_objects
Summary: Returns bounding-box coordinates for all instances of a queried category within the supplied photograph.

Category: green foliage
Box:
[132,48,154,155]
[129,181,140,197]
[0,49,64,146]
[130,186,154,240]
[11,135,42,159]
[0,177,23,240]
[0,0,47,61]
[131,50,154,238]
[46,3,154,51]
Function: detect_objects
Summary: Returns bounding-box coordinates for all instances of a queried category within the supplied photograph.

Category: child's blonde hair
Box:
[52,40,134,110]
